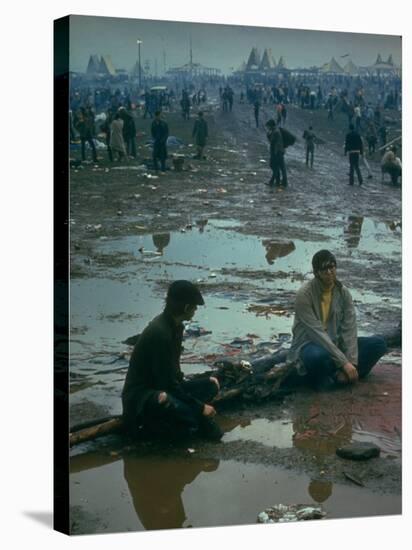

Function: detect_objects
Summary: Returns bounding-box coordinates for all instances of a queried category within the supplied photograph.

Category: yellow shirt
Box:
[320,286,334,329]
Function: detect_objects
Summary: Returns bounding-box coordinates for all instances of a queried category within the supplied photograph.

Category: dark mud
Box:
[69,94,401,533]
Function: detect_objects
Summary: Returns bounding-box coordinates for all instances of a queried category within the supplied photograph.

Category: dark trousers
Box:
[254,109,259,128]
[81,137,97,162]
[143,378,218,437]
[306,144,314,167]
[270,153,288,187]
[300,336,387,385]
[153,142,167,171]
[126,136,136,158]
[349,152,363,185]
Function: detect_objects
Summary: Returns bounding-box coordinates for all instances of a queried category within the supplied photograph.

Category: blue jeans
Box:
[300,336,387,384]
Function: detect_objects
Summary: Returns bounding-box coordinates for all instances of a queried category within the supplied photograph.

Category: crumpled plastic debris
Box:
[184,323,212,338]
[257,504,326,523]
[138,247,162,256]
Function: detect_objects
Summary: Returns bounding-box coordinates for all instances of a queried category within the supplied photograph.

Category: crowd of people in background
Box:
[69,71,401,185]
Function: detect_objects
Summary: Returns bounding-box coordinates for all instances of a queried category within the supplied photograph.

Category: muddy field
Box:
[68,92,402,534]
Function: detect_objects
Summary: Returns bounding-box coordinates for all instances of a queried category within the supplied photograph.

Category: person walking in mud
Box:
[75,107,97,163]
[344,123,363,186]
[122,280,223,441]
[303,125,316,168]
[286,250,387,389]
[265,119,287,188]
[151,110,169,172]
[253,98,260,128]
[192,111,208,160]
[109,111,127,162]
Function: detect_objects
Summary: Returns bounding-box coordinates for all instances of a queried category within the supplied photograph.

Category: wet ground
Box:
[68,94,402,534]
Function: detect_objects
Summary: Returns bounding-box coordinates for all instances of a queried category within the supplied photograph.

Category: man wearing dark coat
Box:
[151,111,169,171]
[192,111,208,159]
[344,123,363,186]
[265,119,287,188]
[122,280,222,441]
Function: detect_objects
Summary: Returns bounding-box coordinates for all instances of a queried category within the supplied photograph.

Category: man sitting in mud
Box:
[287,250,387,388]
[122,280,223,441]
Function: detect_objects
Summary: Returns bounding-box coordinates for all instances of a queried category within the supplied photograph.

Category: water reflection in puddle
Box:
[222,417,294,448]
[70,454,401,534]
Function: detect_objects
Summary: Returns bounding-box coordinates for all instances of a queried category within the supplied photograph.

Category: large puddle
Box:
[69,215,401,532]
[69,216,401,413]
[70,453,401,534]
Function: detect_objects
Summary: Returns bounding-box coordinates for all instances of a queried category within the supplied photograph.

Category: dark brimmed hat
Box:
[167,280,205,305]
[265,119,276,127]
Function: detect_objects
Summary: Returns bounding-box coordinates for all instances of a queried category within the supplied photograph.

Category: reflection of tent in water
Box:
[123,456,219,530]
[152,232,170,253]
[308,479,333,504]
[262,239,295,265]
[344,216,364,248]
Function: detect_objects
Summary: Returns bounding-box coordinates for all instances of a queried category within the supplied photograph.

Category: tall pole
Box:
[137,39,143,89]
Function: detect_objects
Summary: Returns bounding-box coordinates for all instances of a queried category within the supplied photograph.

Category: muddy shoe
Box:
[198,417,223,441]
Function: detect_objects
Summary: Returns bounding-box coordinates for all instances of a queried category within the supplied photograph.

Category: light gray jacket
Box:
[287,277,358,373]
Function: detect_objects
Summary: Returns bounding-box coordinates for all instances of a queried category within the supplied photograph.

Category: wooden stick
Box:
[69,417,123,447]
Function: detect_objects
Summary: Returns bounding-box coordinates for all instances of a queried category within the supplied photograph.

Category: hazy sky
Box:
[69,14,401,74]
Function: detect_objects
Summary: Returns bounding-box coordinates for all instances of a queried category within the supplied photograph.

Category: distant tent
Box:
[99,55,116,76]
[246,47,261,70]
[277,56,287,69]
[320,57,344,74]
[343,60,359,75]
[260,48,276,70]
[86,54,101,75]
[370,53,398,72]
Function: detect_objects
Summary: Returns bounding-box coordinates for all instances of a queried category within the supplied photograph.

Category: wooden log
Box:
[69,417,123,447]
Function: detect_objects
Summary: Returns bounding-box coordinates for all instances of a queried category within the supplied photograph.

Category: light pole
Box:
[136,39,143,89]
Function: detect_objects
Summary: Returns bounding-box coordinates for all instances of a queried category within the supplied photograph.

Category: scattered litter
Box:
[133,194,141,199]
[216,188,227,193]
[209,272,217,278]
[138,247,162,256]
[230,337,254,348]
[196,188,208,193]
[148,185,158,190]
[259,159,267,163]
[247,304,290,318]
[258,504,326,523]
[135,225,147,231]
[167,136,184,146]
[187,448,196,454]
[343,471,365,487]
[117,211,123,216]
[383,392,389,396]
[184,323,212,338]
